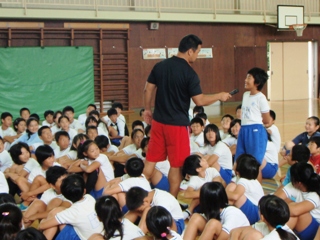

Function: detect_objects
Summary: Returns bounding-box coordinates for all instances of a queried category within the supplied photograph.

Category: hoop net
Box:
[290,24,307,37]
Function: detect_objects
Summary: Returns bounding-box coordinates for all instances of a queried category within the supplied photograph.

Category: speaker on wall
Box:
[149,22,159,30]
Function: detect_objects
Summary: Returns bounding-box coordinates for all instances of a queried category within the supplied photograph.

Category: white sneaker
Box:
[180,179,189,190]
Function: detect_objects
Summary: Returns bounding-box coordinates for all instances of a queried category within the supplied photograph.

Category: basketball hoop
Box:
[290,24,307,37]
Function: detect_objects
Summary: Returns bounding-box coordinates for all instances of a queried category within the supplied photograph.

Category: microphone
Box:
[229,89,239,96]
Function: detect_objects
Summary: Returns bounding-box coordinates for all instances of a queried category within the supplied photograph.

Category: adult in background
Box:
[143,34,232,197]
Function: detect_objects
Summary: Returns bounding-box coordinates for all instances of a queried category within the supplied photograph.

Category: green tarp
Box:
[0,47,94,120]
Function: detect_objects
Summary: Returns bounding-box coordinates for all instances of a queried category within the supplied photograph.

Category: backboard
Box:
[277,5,304,30]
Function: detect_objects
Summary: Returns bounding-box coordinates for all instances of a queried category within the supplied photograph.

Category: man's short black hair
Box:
[178,34,202,53]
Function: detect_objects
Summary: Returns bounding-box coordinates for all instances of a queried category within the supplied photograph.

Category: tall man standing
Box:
[143,34,231,197]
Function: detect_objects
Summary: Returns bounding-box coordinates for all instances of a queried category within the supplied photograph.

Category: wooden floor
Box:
[124,99,320,198]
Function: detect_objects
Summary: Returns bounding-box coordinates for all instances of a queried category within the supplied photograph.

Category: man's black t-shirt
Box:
[147,56,202,126]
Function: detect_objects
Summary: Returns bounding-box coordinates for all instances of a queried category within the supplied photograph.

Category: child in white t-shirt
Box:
[58,115,77,144]
[42,110,55,128]
[265,110,281,153]
[190,117,205,154]
[51,111,62,135]
[0,171,8,193]
[62,106,83,132]
[0,112,18,149]
[182,154,224,220]
[95,135,119,158]
[0,136,13,172]
[54,131,71,158]
[226,154,264,224]
[219,114,234,140]
[103,157,151,208]
[222,119,241,156]
[39,174,103,240]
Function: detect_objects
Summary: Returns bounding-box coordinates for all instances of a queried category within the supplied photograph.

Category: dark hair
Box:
[146,206,173,240]
[200,182,228,221]
[204,124,221,146]
[86,126,98,136]
[144,125,151,137]
[190,117,204,127]
[178,34,202,53]
[89,110,100,118]
[1,112,13,120]
[132,120,144,130]
[221,114,234,121]
[38,126,50,136]
[44,110,54,118]
[53,110,63,120]
[15,227,47,240]
[95,196,123,240]
[126,187,148,210]
[139,108,145,117]
[77,139,96,159]
[310,136,320,148]
[291,145,310,163]
[0,203,22,240]
[60,174,85,203]
[54,130,70,143]
[183,155,201,176]
[236,104,242,111]
[308,116,320,127]
[193,106,204,115]
[13,118,26,132]
[270,110,276,121]
[290,162,320,196]
[46,166,68,185]
[141,137,149,158]
[87,104,97,110]
[228,119,241,137]
[125,157,144,177]
[259,195,297,240]
[107,108,118,117]
[0,193,15,205]
[35,145,54,166]
[85,116,98,129]
[19,107,30,115]
[247,67,268,91]
[235,154,260,180]
[95,135,109,150]
[62,106,75,114]
[131,128,144,140]
[70,133,89,151]
[195,112,207,121]
[26,117,39,140]
[9,142,31,165]
[112,102,123,110]
[29,113,40,121]
[58,115,69,124]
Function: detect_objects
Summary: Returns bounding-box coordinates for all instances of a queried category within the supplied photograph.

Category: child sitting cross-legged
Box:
[23,166,71,227]
[308,136,320,174]
[39,174,104,240]
[226,154,264,225]
[102,157,151,210]
[182,154,225,220]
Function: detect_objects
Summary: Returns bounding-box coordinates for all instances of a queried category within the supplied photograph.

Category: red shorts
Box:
[146,120,190,168]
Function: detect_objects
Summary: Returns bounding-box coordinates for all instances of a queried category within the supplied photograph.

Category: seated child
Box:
[103,157,151,208]
[145,206,183,240]
[182,154,224,220]
[226,154,264,224]
[13,117,26,137]
[86,126,99,141]
[0,171,9,193]
[106,108,125,146]
[31,126,58,151]
[195,112,209,126]
[230,195,298,240]
[125,186,185,235]
[42,110,55,128]
[0,112,17,148]
[260,133,279,179]
[308,136,320,174]
[89,195,144,240]
[78,104,96,126]
[18,145,59,209]
[58,115,77,144]
[189,117,205,154]
[275,162,320,240]
[54,131,71,158]
[23,166,70,227]
[62,106,83,132]
[88,110,109,136]
[11,117,42,147]
[219,114,234,140]
[0,136,13,172]
[280,144,310,187]
[51,111,62,135]
[0,203,23,239]
[95,135,119,157]
[85,116,109,137]
[139,108,148,128]
[235,104,242,119]
[183,182,250,240]
[118,120,144,150]
[20,107,30,121]
[265,110,281,153]
[38,174,103,240]
[222,119,241,156]
[201,124,233,184]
